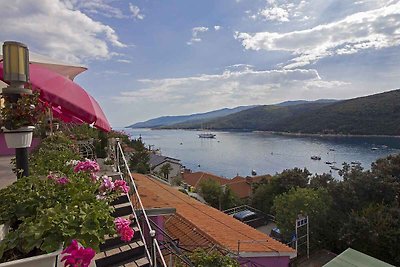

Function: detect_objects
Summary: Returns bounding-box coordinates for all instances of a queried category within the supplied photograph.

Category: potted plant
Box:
[0,138,134,267]
[0,92,45,148]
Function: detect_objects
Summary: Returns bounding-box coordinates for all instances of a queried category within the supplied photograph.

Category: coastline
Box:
[127,127,400,138]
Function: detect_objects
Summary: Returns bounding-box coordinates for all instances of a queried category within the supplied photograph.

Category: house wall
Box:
[153,161,181,178]
[237,256,290,267]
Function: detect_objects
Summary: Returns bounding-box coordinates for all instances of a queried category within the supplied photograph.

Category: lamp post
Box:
[2,41,31,177]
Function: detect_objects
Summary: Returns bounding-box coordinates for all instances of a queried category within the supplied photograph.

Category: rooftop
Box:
[134,173,296,257]
[323,248,395,267]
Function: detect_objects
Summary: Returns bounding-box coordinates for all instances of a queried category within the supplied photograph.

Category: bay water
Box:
[123,128,400,179]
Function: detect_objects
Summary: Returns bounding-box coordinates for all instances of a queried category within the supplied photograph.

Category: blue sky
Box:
[1,0,400,127]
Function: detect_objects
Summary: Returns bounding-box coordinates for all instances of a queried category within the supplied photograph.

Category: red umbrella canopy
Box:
[0,62,111,132]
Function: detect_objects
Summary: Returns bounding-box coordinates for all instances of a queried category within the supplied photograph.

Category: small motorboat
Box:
[251,170,257,176]
[325,161,333,165]
[311,156,321,160]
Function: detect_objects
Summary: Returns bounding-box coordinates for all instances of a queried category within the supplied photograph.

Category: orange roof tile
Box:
[134,173,295,256]
[182,172,230,187]
[225,181,252,199]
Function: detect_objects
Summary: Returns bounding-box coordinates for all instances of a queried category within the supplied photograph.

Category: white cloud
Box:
[71,0,126,19]
[187,26,209,45]
[0,0,125,63]
[129,3,145,20]
[251,0,310,22]
[116,59,132,63]
[214,25,222,31]
[113,68,347,113]
[260,7,289,22]
[236,2,400,68]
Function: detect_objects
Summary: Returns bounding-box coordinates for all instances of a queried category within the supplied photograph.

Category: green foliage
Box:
[339,204,400,266]
[0,92,45,130]
[0,131,121,263]
[0,172,117,263]
[273,187,332,245]
[166,89,400,135]
[198,179,240,210]
[251,168,310,214]
[198,179,223,209]
[29,133,80,175]
[160,163,173,179]
[183,249,240,267]
[128,138,150,174]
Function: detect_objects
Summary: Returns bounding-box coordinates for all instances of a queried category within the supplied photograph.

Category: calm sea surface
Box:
[123,128,400,179]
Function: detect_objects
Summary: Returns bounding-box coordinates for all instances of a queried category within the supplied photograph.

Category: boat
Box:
[251,170,257,176]
[198,133,216,138]
[371,147,379,150]
[311,156,321,160]
[351,161,361,165]
[329,148,335,151]
[330,165,340,171]
[325,161,333,165]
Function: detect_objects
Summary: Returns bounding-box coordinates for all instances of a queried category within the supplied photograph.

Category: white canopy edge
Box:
[0,51,87,81]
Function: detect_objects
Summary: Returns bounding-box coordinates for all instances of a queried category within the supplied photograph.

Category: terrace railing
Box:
[115,139,167,267]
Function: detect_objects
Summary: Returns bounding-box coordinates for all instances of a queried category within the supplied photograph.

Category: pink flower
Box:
[57,177,69,185]
[98,176,114,193]
[73,159,100,173]
[61,240,95,267]
[90,173,99,182]
[120,226,134,242]
[114,180,129,194]
[114,218,134,242]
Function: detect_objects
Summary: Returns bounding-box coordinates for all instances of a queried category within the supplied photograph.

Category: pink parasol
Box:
[0,62,111,132]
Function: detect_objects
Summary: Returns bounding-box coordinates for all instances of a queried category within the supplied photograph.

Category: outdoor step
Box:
[100,228,141,252]
[111,195,130,206]
[95,243,147,267]
[112,203,133,218]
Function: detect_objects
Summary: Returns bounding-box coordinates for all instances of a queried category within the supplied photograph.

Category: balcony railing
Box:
[115,139,167,267]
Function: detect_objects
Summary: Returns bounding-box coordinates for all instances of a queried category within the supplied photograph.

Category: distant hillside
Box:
[276,99,338,106]
[166,90,400,135]
[127,105,257,128]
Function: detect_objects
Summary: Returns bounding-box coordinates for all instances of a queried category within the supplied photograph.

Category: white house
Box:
[149,153,182,180]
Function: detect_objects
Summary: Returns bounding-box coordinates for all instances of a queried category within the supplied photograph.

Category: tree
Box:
[198,179,222,209]
[339,204,400,266]
[160,163,173,180]
[220,186,241,210]
[273,187,332,247]
[128,138,150,174]
[252,168,310,214]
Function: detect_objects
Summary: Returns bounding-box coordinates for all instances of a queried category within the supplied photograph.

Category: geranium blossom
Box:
[57,177,69,185]
[114,218,134,242]
[61,240,95,267]
[98,176,114,193]
[114,180,130,194]
[73,159,100,173]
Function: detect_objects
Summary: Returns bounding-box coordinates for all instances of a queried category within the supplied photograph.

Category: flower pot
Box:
[1,126,35,148]
[0,247,62,267]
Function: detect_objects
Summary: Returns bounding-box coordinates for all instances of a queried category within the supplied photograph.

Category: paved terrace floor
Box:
[0,156,15,189]
[133,173,296,257]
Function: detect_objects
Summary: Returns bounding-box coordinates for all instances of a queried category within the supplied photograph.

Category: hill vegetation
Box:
[166,89,400,135]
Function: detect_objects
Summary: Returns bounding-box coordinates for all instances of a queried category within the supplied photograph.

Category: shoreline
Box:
[127,127,400,138]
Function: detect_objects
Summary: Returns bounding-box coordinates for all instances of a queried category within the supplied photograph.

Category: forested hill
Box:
[167,89,400,135]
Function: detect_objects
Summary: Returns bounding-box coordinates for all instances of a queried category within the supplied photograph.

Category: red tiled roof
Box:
[225,181,252,199]
[182,172,230,187]
[134,173,295,256]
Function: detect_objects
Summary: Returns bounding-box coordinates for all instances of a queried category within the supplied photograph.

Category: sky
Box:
[1,0,400,127]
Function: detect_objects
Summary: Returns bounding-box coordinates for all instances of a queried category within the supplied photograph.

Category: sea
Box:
[123,128,400,179]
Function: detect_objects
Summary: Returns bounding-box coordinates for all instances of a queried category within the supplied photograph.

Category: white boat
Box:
[198,133,216,138]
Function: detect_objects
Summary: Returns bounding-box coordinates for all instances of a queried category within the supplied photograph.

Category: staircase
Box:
[93,139,167,267]
[94,195,150,267]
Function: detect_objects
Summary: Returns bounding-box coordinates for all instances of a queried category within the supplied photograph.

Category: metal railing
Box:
[149,220,195,267]
[115,139,167,267]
